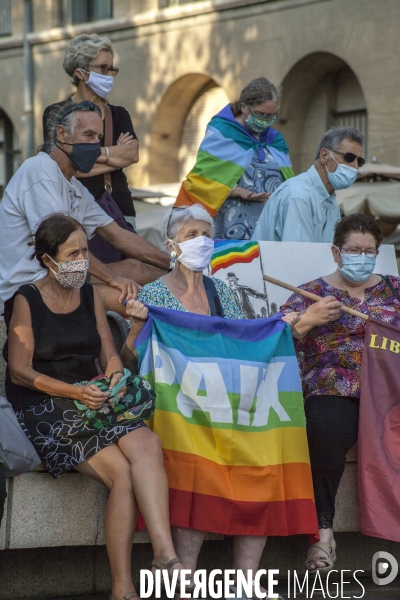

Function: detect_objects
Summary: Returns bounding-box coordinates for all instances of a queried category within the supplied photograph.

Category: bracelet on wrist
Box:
[105,146,109,164]
[109,370,124,380]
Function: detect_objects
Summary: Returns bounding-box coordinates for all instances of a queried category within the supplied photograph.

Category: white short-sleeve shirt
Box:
[0,152,113,311]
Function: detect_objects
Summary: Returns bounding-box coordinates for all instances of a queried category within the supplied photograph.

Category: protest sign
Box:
[210,241,397,318]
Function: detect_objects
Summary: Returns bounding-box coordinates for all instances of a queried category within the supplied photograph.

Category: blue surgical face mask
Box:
[339,252,376,283]
[325,151,358,190]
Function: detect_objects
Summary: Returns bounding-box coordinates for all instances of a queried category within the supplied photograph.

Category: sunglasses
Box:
[55,101,102,126]
[90,64,119,77]
[166,206,186,237]
[328,149,366,168]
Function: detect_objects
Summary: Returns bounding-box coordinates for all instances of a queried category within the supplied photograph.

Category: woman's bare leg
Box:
[75,443,137,600]
[117,427,182,568]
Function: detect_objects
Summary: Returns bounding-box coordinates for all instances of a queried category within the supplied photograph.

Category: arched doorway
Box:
[149,74,229,184]
[277,53,367,174]
[0,109,19,197]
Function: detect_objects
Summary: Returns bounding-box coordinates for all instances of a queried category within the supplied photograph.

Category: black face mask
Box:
[56,141,101,173]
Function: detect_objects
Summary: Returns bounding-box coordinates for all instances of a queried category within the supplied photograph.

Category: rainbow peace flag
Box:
[211,240,260,274]
[175,104,294,217]
[135,306,318,536]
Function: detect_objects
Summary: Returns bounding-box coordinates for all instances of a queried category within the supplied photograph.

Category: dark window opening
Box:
[53,0,113,27]
[0,0,12,37]
[0,110,20,199]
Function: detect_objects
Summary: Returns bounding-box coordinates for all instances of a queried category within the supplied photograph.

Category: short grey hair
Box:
[161,205,214,240]
[63,34,114,86]
[315,126,364,160]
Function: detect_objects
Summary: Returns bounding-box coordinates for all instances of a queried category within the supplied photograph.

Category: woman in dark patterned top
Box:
[42,33,139,224]
[281,213,400,575]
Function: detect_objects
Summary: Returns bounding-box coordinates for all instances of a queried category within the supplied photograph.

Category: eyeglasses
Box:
[55,101,102,126]
[247,107,279,123]
[90,63,119,76]
[339,247,378,258]
[327,149,366,168]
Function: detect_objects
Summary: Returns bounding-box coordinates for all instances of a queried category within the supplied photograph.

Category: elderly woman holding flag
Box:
[281,213,400,574]
[175,77,294,240]
[121,205,316,600]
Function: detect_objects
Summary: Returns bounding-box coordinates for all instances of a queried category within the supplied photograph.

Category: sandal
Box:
[306,540,337,574]
[151,556,182,578]
[151,557,195,595]
[109,592,139,600]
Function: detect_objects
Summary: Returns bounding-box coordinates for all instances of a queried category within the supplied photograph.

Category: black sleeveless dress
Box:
[3,283,144,478]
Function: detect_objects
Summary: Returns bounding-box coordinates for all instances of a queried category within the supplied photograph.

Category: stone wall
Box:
[0,0,399,185]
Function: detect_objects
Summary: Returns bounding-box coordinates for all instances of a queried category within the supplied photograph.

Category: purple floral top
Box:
[280,276,400,399]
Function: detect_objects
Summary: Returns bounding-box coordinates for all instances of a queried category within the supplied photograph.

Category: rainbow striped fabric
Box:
[135,306,318,536]
[211,240,260,274]
[175,104,294,217]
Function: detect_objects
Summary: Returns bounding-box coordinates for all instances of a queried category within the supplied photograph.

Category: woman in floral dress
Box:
[281,213,400,575]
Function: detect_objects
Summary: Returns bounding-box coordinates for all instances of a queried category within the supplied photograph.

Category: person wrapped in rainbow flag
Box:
[175,77,294,240]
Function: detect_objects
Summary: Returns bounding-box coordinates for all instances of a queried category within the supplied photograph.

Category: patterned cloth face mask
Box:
[245,108,278,134]
[46,255,89,289]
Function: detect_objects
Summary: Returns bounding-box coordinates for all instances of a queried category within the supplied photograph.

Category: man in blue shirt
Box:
[252,127,364,243]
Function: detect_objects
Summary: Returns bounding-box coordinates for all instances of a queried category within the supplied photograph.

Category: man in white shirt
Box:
[0,101,169,314]
[252,127,365,243]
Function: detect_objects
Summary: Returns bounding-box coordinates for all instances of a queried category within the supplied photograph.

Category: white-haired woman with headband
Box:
[43,33,138,228]
[122,204,242,320]
[121,205,291,599]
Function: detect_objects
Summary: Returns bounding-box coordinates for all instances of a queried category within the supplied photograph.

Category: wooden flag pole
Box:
[263,274,369,321]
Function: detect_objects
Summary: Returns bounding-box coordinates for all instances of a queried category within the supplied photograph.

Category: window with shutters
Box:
[0,0,11,37]
[53,0,113,27]
[332,67,368,157]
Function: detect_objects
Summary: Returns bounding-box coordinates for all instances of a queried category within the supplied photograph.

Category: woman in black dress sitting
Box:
[3,214,182,600]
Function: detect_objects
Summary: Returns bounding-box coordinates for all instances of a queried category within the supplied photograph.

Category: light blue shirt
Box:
[252,165,340,243]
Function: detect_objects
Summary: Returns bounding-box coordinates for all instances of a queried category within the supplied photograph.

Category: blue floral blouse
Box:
[137,277,243,319]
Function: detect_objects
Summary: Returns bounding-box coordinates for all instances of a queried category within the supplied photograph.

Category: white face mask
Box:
[169,236,214,272]
[79,69,114,98]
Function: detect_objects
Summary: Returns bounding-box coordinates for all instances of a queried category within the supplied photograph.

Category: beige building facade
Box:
[0,0,398,195]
